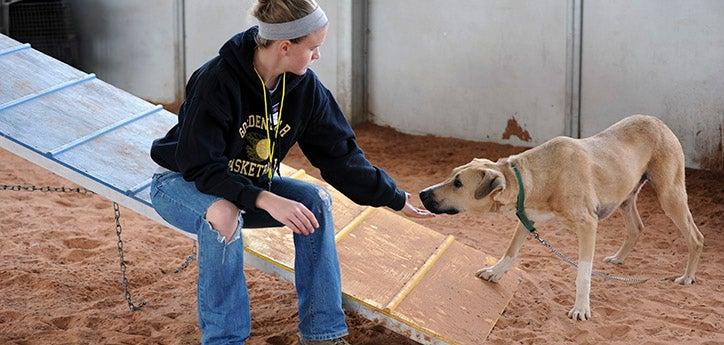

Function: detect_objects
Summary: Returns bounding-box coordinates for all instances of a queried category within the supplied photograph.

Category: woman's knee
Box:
[299,185,332,214]
[205,199,240,242]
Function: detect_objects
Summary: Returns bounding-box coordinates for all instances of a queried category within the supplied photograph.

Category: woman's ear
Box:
[278,40,291,55]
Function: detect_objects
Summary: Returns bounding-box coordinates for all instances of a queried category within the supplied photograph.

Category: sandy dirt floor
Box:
[0,123,722,344]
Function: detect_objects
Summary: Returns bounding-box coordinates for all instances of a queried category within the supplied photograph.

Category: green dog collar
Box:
[512,164,536,233]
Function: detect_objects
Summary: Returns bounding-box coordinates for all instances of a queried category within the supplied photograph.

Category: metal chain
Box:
[113,202,147,311]
[1,184,93,194]
[531,231,649,284]
[2,184,148,310]
[0,182,211,309]
[175,241,197,273]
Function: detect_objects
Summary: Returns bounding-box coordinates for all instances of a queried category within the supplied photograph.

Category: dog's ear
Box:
[475,169,505,199]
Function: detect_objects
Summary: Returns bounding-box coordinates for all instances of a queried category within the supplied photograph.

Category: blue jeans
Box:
[150,171,348,344]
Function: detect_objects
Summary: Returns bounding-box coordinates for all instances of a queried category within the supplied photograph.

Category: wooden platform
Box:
[0,34,521,344]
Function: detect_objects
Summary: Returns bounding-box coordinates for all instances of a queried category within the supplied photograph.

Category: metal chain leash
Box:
[531,231,649,284]
[175,241,197,273]
[113,202,147,311]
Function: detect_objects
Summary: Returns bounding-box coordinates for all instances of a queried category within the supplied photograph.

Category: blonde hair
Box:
[251,0,319,47]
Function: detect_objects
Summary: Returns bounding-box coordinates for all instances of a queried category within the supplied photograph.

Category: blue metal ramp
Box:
[0,34,178,230]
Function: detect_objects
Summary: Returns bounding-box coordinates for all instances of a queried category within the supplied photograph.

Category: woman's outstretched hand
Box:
[256,191,319,235]
[399,192,435,218]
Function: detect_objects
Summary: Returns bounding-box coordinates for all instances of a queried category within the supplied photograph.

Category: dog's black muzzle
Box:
[419,188,459,215]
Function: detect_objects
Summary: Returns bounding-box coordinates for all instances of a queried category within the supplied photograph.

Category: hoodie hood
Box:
[219,26,305,97]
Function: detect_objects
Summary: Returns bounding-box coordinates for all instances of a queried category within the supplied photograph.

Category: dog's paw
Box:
[475,267,503,283]
[674,275,695,285]
[568,305,592,321]
[603,255,624,265]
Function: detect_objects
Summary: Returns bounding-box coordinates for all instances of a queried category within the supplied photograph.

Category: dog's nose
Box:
[419,188,442,214]
[419,189,431,202]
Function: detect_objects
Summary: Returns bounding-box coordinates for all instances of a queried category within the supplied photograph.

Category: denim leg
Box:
[264,177,348,341]
[150,172,249,345]
[197,212,248,345]
[150,173,348,343]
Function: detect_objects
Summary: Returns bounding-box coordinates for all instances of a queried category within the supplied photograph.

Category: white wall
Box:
[67,1,724,170]
[69,0,344,114]
[183,0,338,90]
[181,0,350,118]
[580,0,724,171]
[69,0,180,106]
[183,0,253,80]
[367,0,570,146]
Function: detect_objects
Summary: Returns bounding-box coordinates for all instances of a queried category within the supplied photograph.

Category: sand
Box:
[0,122,722,344]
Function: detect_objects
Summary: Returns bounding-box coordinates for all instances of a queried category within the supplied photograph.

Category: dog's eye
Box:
[453,179,463,188]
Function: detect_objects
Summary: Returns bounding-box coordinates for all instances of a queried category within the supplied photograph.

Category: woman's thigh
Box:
[242,176,331,228]
[150,171,221,235]
[150,172,329,232]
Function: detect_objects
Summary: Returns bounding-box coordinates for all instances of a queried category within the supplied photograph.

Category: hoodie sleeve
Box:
[175,82,264,211]
[298,83,406,211]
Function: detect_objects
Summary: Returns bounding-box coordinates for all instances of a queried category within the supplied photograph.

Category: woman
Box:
[149,0,433,344]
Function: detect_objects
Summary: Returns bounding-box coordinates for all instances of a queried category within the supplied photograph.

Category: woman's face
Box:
[282,26,327,75]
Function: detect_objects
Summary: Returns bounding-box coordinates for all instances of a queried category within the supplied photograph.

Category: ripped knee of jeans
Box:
[205,201,243,245]
[316,187,332,209]
[205,213,242,245]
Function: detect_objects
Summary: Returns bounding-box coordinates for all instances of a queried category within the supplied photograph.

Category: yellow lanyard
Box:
[253,69,286,183]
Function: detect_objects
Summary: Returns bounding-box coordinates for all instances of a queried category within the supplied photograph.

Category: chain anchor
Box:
[113,202,147,311]
[1,184,93,194]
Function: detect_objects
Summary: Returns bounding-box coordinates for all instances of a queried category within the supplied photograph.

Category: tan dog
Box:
[419,115,703,320]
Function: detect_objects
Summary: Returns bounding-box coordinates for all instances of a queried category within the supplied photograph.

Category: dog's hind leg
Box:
[476,223,528,283]
[647,125,704,285]
[568,218,598,321]
[652,179,703,285]
[604,180,646,265]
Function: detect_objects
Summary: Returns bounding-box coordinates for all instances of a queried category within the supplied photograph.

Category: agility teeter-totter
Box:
[0,33,521,345]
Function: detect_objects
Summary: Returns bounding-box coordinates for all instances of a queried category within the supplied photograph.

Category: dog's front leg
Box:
[568,220,597,321]
[476,223,527,282]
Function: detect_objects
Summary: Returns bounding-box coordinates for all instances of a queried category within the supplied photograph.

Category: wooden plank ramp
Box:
[0,34,522,344]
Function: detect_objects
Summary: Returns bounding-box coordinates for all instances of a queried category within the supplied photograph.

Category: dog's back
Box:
[583,114,686,192]
[510,115,686,217]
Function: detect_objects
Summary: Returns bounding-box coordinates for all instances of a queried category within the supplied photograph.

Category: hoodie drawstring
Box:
[253,69,286,188]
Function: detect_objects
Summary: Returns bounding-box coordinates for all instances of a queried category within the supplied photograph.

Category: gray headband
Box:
[257,6,328,40]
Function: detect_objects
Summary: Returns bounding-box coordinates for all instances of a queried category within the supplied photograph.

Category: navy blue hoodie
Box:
[150,27,406,212]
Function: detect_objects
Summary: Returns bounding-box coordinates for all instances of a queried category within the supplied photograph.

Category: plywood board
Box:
[298,174,368,233]
[337,210,448,309]
[278,164,297,177]
[394,242,522,344]
[243,227,295,271]
[242,173,368,272]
